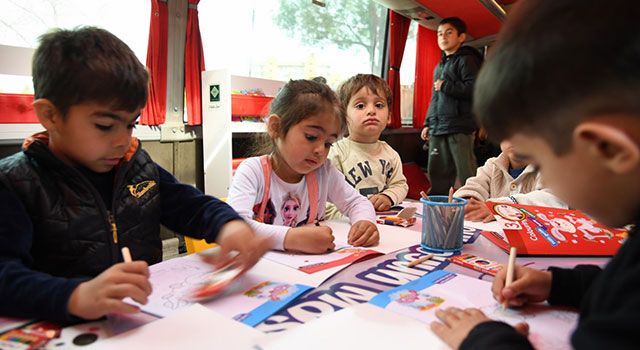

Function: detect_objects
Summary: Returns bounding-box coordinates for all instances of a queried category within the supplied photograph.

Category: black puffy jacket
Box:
[0,135,162,278]
[425,46,483,136]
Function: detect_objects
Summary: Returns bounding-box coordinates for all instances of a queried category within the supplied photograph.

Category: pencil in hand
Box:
[121,246,132,263]
[503,247,517,309]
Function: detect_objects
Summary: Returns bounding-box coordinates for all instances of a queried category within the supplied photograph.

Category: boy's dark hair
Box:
[439,17,467,35]
[337,74,392,111]
[252,79,346,155]
[32,27,148,117]
[474,0,640,154]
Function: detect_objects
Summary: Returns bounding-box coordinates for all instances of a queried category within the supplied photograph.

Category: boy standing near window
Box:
[420,17,483,195]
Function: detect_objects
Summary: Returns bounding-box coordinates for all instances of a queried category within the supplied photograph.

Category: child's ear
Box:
[574,121,640,174]
[266,114,281,138]
[459,32,467,42]
[32,99,60,131]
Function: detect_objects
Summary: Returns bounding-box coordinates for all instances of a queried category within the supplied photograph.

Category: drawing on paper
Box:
[243,281,297,301]
[390,289,445,312]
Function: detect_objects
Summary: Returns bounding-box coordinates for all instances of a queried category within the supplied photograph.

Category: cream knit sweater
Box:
[453,152,566,208]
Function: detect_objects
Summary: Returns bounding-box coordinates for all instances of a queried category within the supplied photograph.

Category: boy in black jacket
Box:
[420,17,482,195]
[0,27,271,322]
[430,1,640,349]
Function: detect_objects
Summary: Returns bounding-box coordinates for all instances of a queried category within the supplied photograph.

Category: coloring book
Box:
[264,243,382,274]
[487,203,626,256]
[131,254,311,327]
[370,270,578,350]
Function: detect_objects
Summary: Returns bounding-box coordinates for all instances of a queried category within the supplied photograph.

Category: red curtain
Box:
[386,11,411,129]
[141,0,168,125]
[185,0,206,126]
[412,26,440,128]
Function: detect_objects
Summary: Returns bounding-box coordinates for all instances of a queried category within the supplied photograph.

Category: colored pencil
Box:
[503,247,517,309]
[408,253,435,267]
[121,247,132,263]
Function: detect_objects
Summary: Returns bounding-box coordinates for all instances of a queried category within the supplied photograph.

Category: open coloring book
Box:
[370,270,579,350]
[131,254,311,326]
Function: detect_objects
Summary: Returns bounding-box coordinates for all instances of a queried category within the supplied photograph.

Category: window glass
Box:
[0,0,150,93]
[399,21,417,127]
[199,0,388,89]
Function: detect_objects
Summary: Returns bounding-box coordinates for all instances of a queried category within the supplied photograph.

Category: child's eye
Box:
[324,142,333,149]
[354,103,365,110]
[375,102,386,109]
[305,134,318,142]
[95,124,113,131]
[127,123,137,130]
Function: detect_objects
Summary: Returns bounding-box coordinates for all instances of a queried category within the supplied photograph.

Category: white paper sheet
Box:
[93,304,263,350]
[256,303,447,350]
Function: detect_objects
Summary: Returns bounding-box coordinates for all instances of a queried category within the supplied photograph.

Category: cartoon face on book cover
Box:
[488,203,627,256]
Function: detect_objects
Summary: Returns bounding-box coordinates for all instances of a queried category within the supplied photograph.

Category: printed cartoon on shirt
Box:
[252,192,311,226]
[280,193,301,227]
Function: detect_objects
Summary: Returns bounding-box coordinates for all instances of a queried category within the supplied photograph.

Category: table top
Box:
[1,211,610,349]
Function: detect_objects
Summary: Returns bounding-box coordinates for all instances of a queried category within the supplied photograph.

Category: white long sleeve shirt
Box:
[228,157,376,250]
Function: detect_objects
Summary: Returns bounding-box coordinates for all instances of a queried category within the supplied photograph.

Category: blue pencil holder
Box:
[420,196,468,253]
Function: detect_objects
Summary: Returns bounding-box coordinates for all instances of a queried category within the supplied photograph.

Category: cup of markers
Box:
[420,195,467,253]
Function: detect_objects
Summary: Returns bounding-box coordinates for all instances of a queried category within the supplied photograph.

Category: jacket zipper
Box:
[108,211,118,244]
[29,139,140,264]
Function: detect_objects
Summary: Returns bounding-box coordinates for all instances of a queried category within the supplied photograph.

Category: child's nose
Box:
[113,130,131,148]
[366,105,376,115]
[313,141,325,155]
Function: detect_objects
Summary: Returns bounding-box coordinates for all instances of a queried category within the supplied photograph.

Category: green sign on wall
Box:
[209,85,220,102]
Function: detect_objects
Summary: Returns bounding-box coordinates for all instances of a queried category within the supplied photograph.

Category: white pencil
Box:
[121,246,132,263]
[503,246,517,309]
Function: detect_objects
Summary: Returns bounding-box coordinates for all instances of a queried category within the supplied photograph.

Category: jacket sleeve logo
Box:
[127,180,157,198]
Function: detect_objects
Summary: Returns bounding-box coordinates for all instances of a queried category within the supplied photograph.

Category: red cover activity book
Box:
[487,203,627,256]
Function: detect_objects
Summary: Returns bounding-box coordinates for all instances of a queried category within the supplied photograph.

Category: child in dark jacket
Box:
[420,17,483,195]
[0,27,271,322]
[430,1,640,349]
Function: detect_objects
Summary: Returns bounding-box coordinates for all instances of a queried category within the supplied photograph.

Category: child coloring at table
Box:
[228,79,379,254]
[454,140,566,222]
[0,27,271,322]
[430,0,640,348]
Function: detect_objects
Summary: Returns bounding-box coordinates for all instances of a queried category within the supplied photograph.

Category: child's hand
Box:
[464,198,495,222]
[434,79,444,91]
[67,261,152,320]
[421,127,429,141]
[215,220,273,271]
[348,220,379,247]
[430,307,491,349]
[284,225,335,254]
[492,265,552,307]
[369,194,392,211]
